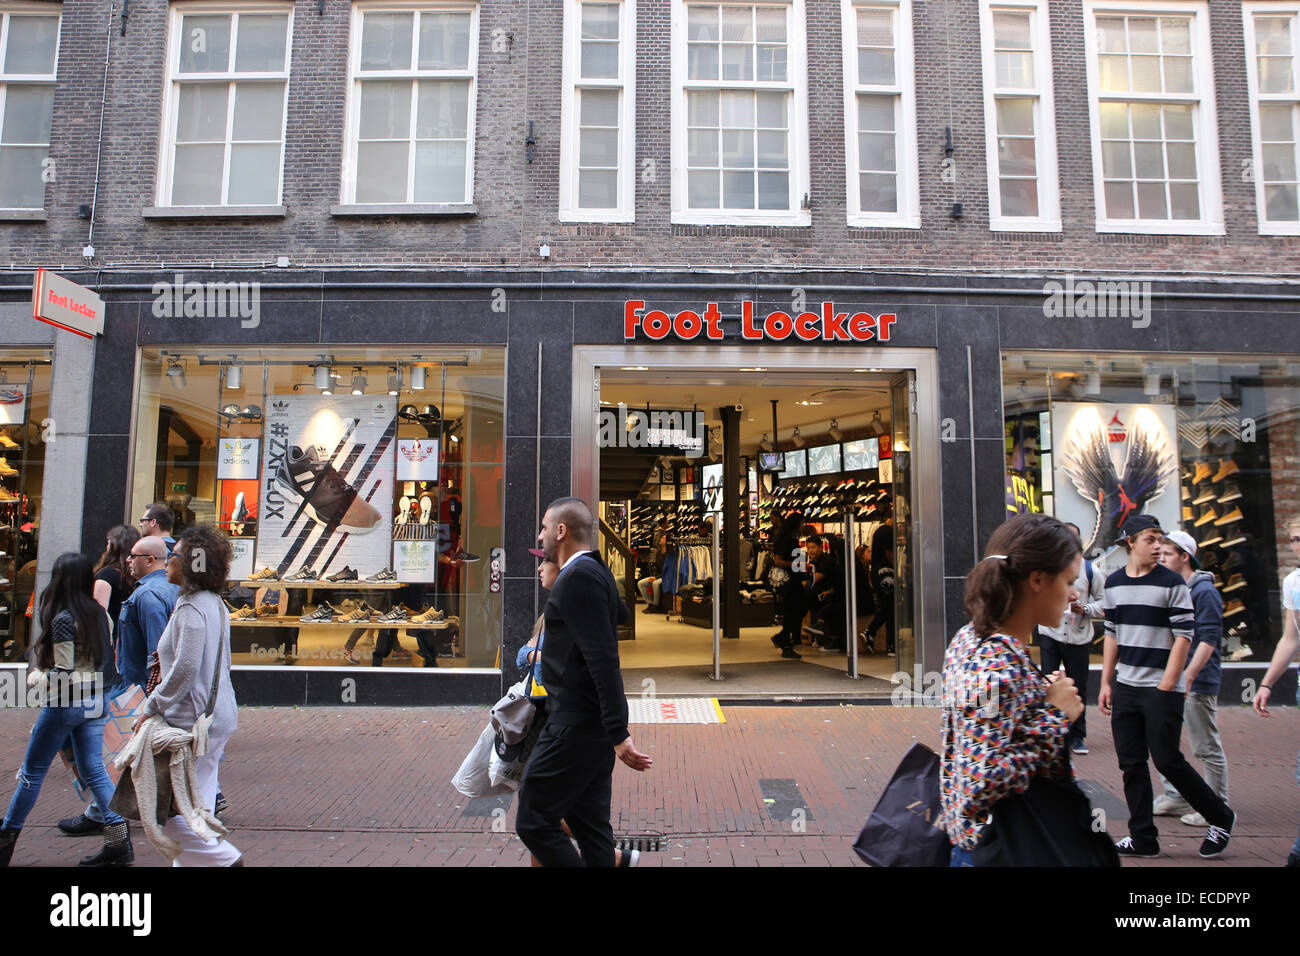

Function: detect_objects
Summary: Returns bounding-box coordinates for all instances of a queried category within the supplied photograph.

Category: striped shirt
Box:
[1103,564,1194,690]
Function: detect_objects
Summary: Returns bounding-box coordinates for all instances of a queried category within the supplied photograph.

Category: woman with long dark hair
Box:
[0,552,132,868]
[93,524,140,629]
[137,525,241,866]
[940,514,1085,866]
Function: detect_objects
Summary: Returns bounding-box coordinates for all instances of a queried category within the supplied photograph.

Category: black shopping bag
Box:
[970,775,1120,867]
[852,742,950,867]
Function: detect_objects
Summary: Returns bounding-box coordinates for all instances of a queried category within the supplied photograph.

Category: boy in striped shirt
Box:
[1099,514,1236,859]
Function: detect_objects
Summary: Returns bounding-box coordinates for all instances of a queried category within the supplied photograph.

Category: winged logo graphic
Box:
[1060,406,1176,559]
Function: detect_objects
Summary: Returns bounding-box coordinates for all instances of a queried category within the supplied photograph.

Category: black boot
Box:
[78,821,133,867]
[0,828,19,867]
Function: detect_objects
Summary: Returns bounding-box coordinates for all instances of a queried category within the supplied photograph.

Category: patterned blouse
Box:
[940,622,1074,851]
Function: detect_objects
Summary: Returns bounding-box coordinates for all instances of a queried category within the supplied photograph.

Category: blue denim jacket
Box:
[115,569,179,689]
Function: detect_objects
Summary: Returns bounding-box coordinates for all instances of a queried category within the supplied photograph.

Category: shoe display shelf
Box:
[236,578,404,589]
[0,422,29,655]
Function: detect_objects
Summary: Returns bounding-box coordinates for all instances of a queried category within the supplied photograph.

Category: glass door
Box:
[890,372,917,677]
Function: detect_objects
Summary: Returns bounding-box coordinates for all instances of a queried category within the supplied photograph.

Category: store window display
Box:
[128,347,504,670]
[1002,352,1300,663]
[0,351,51,663]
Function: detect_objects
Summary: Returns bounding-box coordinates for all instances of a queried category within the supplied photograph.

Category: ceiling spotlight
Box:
[350,367,367,395]
[791,427,804,448]
[828,419,843,441]
[387,368,401,396]
[314,364,332,389]
[1086,371,1101,395]
[759,433,772,452]
[166,357,186,390]
[410,364,426,390]
[868,411,885,437]
[225,360,242,390]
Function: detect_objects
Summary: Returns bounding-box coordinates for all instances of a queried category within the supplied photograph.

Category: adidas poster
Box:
[1053,402,1179,571]
[257,396,396,577]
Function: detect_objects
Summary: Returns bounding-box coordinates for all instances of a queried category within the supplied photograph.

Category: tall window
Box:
[841,1,918,227]
[1083,2,1222,234]
[161,5,292,207]
[560,0,635,221]
[1244,5,1300,234]
[672,1,810,225]
[979,1,1059,230]
[344,4,478,206]
[0,6,59,210]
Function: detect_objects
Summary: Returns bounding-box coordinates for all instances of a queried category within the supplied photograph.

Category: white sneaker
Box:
[1180,811,1207,827]
[1152,794,1193,816]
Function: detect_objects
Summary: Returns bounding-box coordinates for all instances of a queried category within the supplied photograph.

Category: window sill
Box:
[330,203,478,218]
[670,211,812,227]
[1093,219,1225,237]
[143,205,287,219]
[0,209,48,222]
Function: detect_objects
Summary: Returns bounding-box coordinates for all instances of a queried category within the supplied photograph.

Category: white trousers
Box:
[163,735,241,867]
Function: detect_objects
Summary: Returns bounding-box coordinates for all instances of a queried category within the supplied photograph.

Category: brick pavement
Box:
[0,703,1294,867]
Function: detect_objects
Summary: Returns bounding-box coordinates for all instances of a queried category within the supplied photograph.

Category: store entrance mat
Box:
[626,697,725,724]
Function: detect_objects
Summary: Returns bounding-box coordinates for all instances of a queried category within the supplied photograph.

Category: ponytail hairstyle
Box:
[965,514,1081,639]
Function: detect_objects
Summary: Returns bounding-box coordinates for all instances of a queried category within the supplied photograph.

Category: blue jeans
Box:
[3,700,124,830]
[1293,683,1300,858]
[950,844,975,867]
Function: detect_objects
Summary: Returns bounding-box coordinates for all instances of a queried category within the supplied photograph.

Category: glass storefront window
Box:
[129,346,505,670]
[0,350,52,662]
[1002,351,1300,662]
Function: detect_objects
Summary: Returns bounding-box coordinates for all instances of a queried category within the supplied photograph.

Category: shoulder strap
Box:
[1085,560,1093,589]
[203,602,227,720]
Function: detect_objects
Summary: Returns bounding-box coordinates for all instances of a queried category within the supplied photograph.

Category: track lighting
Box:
[350,367,366,395]
[225,360,242,390]
[759,433,772,452]
[166,357,186,390]
[1143,363,1160,397]
[828,419,843,442]
[387,368,400,396]
[791,427,804,448]
[314,364,331,389]
[410,364,426,390]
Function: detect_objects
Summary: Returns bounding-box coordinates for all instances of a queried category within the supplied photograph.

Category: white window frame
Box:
[1081,0,1223,235]
[157,1,294,209]
[559,0,636,222]
[0,3,61,211]
[670,0,811,226]
[341,1,480,207]
[840,0,918,228]
[978,0,1060,231]
[1243,3,1300,235]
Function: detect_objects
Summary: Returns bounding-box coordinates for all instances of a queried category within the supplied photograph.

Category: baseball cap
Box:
[1164,530,1200,569]
[1120,514,1162,539]
[528,547,546,558]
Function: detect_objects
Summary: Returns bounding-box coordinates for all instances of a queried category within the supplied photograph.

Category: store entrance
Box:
[594,368,915,697]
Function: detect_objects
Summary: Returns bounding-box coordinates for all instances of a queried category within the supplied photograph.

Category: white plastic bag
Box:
[488,742,527,791]
[452,724,514,798]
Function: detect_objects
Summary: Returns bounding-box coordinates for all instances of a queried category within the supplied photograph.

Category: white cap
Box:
[1165,530,1200,569]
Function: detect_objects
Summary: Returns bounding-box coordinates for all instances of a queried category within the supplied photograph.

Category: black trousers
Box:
[778,579,805,647]
[516,722,617,867]
[1111,682,1233,845]
[1039,635,1090,745]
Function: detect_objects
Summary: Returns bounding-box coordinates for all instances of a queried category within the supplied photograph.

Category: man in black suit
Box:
[516,497,653,866]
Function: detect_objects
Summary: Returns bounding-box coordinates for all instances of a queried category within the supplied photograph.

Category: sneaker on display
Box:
[0,432,17,449]
[0,458,16,476]
[325,566,358,582]
[285,566,319,582]
[364,567,397,582]
[376,606,410,623]
[299,603,338,623]
[446,549,481,563]
[249,566,281,581]
[275,444,382,532]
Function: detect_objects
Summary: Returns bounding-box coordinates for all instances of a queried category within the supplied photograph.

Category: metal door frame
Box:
[572,345,945,680]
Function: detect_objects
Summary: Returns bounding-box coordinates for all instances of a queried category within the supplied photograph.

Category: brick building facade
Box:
[0,0,1296,704]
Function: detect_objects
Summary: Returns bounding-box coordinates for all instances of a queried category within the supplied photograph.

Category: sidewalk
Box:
[0,702,1294,867]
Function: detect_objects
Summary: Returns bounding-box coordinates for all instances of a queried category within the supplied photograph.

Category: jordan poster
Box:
[1053,402,1179,571]
[256,395,396,578]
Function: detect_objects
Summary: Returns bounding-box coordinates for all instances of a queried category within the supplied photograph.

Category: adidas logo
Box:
[400,440,434,463]
[272,400,289,412]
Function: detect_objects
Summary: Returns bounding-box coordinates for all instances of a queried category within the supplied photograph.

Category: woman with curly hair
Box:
[139,525,242,866]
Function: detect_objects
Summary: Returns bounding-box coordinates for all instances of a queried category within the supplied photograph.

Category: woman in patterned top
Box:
[941,514,1085,866]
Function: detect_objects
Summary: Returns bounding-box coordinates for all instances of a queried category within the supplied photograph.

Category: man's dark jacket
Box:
[541,551,630,746]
